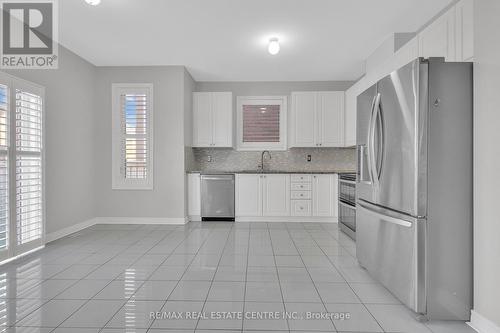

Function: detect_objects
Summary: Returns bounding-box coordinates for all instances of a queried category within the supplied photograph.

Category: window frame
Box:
[0,71,46,261]
[111,83,154,190]
[236,95,287,151]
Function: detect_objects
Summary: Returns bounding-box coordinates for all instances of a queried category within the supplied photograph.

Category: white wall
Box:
[472,0,500,329]
[4,47,97,235]
[94,66,188,221]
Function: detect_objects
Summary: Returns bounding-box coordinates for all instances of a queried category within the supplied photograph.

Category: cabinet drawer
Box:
[291,191,311,200]
[291,183,311,191]
[291,200,312,216]
[291,175,312,183]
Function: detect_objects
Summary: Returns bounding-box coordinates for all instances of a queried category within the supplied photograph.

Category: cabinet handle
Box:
[300,194,304,197]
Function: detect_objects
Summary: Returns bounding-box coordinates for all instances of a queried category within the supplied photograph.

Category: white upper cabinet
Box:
[312,174,338,217]
[290,92,316,147]
[263,174,291,217]
[193,92,233,148]
[318,92,344,147]
[290,91,345,148]
[455,0,474,61]
[419,7,456,61]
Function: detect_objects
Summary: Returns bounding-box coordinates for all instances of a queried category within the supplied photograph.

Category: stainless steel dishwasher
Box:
[200,174,235,221]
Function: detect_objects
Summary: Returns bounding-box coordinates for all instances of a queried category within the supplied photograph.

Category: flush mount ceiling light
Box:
[268,38,280,55]
[85,0,101,6]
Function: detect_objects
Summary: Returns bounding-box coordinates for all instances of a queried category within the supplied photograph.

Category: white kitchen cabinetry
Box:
[193,92,233,147]
[290,91,344,148]
[187,173,201,221]
[263,175,291,216]
[312,174,338,217]
[235,174,263,217]
[236,173,337,222]
[236,174,290,217]
[418,0,474,62]
[455,0,474,61]
[418,7,456,61]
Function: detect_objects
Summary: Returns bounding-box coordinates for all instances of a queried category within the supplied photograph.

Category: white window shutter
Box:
[15,89,43,245]
[0,84,9,251]
[112,84,153,190]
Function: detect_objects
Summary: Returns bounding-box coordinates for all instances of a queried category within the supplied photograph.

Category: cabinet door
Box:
[418,7,456,61]
[187,173,201,217]
[212,92,233,147]
[263,174,290,216]
[290,92,317,147]
[312,174,337,217]
[193,92,213,147]
[455,0,474,61]
[236,174,262,217]
[319,92,344,147]
[344,89,357,147]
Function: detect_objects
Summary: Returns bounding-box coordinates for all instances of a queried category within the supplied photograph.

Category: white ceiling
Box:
[60,0,453,81]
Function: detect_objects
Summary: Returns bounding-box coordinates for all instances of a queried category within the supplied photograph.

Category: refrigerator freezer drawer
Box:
[356,202,426,314]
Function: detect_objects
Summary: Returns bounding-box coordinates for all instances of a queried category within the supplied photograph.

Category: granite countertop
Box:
[187,170,356,175]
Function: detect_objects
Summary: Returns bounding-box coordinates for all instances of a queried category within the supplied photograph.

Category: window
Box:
[0,72,45,262]
[236,96,287,150]
[112,84,153,190]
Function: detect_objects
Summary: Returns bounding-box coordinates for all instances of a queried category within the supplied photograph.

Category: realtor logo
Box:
[0,0,58,69]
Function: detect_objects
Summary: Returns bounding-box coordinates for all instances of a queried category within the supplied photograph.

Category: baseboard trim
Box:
[46,216,188,244]
[236,217,338,223]
[45,218,98,243]
[469,310,500,333]
[95,217,188,225]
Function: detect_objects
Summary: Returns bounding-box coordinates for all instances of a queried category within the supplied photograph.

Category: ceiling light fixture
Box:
[85,0,101,6]
[268,38,280,55]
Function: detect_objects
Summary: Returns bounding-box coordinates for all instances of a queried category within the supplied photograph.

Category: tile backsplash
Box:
[189,147,356,173]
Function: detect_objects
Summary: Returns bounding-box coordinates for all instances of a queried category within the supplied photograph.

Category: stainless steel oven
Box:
[338,173,356,240]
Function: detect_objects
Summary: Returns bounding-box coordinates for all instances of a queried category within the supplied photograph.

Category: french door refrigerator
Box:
[356,58,473,320]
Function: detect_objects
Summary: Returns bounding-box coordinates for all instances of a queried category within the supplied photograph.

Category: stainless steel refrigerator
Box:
[356,58,473,320]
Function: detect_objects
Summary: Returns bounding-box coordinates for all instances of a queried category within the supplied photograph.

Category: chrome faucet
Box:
[260,151,272,172]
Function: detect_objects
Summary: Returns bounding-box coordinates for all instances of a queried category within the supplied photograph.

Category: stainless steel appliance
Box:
[356,58,473,320]
[201,174,235,221]
[338,173,356,240]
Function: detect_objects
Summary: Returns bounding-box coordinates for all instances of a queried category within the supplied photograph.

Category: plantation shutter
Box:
[15,88,43,246]
[0,84,9,252]
[122,93,148,179]
[112,84,153,190]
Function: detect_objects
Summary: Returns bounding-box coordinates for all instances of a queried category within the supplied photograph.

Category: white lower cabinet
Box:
[235,173,338,222]
[263,174,291,216]
[312,174,338,217]
[235,174,263,217]
[187,173,201,220]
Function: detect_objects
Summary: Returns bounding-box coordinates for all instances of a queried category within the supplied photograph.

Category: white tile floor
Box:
[0,222,476,333]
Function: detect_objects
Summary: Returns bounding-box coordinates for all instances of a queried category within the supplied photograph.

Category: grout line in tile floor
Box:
[267,226,291,332]
[194,223,234,331]
[7,226,164,329]
[0,222,473,333]
[146,224,217,331]
[283,224,340,332]
[314,223,390,333]
[51,225,197,332]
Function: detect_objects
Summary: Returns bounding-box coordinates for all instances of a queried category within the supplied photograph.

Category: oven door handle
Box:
[339,200,356,209]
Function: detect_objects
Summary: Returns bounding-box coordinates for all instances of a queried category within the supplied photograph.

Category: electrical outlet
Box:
[207,155,212,162]
[307,154,312,162]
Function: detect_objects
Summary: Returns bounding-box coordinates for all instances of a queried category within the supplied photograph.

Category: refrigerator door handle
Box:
[358,199,414,227]
[369,93,382,184]
[367,94,378,183]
